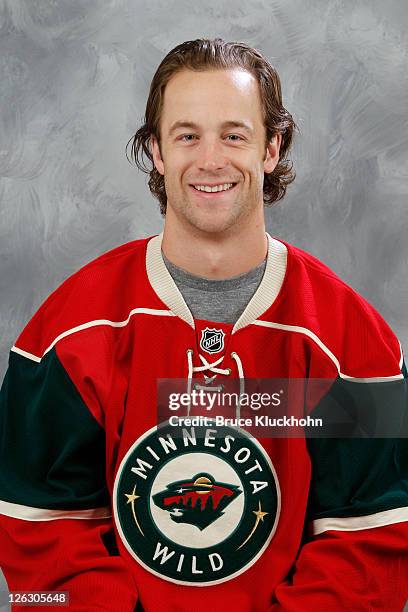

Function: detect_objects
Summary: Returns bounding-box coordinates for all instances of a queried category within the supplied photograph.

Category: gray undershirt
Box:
[162,251,267,324]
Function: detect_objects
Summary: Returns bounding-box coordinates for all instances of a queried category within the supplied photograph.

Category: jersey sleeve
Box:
[0,307,138,610]
[270,294,408,610]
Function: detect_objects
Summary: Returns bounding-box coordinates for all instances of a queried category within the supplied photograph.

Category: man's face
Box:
[151,68,281,235]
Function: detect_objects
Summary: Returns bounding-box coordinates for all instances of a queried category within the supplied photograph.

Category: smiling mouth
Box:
[190,183,237,193]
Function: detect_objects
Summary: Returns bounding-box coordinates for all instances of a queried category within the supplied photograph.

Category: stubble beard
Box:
[171,183,261,236]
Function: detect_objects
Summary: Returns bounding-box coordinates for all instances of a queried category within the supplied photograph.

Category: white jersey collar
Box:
[146,232,287,332]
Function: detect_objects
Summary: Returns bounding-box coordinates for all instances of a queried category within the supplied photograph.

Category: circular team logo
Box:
[113,423,280,586]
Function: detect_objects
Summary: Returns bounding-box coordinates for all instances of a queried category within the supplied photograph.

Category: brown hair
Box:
[127,38,297,216]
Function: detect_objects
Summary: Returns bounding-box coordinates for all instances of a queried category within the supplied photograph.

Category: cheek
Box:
[166,154,192,182]
[231,150,262,174]
[163,164,188,195]
[242,160,265,185]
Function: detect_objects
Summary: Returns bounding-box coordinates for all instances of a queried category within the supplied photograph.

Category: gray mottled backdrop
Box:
[0,1,407,609]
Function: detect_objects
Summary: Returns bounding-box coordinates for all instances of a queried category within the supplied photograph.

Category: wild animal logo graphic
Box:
[113,423,280,586]
[153,473,241,530]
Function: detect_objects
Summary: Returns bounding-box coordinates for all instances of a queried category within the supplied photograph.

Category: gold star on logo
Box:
[125,485,140,504]
[253,501,268,522]
[237,501,269,550]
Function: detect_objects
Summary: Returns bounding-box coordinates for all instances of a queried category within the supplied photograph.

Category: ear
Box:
[151,135,165,176]
[263,133,282,174]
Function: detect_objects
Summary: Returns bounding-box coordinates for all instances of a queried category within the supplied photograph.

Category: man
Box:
[0,38,407,611]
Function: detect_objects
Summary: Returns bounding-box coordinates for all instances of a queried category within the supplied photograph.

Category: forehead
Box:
[160,68,264,131]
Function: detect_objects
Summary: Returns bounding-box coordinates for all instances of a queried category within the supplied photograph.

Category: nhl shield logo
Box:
[113,423,280,586]
[200,327,226,354]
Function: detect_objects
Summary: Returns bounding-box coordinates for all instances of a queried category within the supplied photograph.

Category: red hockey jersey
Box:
[1,233,407,611]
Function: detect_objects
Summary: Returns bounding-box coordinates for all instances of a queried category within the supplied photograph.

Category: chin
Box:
[187,214,242,235]
[171,197,245,233]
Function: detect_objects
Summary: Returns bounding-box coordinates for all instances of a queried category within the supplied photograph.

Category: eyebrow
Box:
[168,120,254,136]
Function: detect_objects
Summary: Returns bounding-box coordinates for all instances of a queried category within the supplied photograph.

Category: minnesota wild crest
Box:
[113,423,280,585]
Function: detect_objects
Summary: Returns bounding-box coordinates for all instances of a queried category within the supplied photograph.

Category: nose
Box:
[195,137,228,172]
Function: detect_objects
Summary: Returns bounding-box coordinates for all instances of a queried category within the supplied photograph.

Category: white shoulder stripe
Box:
[312,506,408,535]
[0,499,111,522]
[398,340,404,370]
[11,346,42,363]
[11,307,175,362]
[252,320,403,382]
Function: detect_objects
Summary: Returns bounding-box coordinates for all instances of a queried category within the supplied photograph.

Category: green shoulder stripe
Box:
[0,348,109,510]
[307,374,408,520]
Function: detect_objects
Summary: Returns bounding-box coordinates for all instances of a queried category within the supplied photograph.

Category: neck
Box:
[161,214,267,280]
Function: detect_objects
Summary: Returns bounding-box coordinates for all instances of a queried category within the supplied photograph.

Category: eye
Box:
[179,134,197,142]
[225,134,244,142]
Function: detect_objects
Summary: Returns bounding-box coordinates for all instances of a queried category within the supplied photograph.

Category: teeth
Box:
[193,183,234,193]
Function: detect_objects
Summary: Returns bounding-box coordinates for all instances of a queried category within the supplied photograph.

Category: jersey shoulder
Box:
[14,235,160,357]
[276,240,402,377]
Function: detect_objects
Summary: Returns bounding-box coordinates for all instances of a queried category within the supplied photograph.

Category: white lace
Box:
[186,349,245,417]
